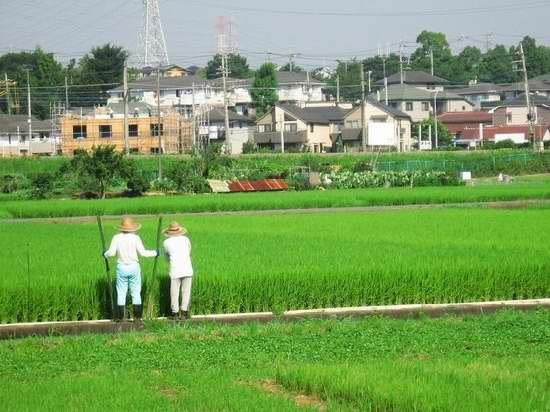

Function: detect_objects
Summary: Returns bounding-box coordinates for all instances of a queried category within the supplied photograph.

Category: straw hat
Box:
[117,216,142,233]
[164,221,187,237]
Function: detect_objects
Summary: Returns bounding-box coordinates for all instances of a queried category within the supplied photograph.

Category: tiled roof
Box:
[0,114,52,133]
[375,70,450,86]
[373,84,468,102]
[278,104,349,124]
[207,107,253,123]
[438,111,493,123]
[450,83,503,95]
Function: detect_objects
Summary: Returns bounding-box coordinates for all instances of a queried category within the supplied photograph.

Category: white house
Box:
[107,71,325,119]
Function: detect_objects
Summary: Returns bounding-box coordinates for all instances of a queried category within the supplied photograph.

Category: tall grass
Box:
[2,182,550,219]
[1,208,549,322]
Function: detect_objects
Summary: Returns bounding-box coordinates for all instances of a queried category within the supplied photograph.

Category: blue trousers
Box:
[116,263,142,305]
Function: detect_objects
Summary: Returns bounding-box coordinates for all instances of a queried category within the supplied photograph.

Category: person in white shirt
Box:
[163,221,193,320]
[104,217,158,321]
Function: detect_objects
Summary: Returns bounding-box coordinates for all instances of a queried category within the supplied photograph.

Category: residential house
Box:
[107,71,325,119]
[336,98,412,152]
[375,70,450,91]
[450,82,503,110]
[199,107,255,154]
[254,103,348,152]
[140,65,188,78]
[374,84,474,122]
[438,111,493,140]
[0,114,57,157]
[499,74,550,102]
[459,124,550,146]
[490,94,550,128]
[60,103,191,155]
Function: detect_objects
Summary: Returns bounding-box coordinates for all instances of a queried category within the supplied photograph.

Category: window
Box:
[129,124,139,137]
[427,84,435,90]
[462,106,466,111]
[258,124,272,133]
[284,123,298,132]
[150,147,161,154]
[310,124,315,133]
[72,125,87,139]
[99,125,112,138]
[129,148,139,154]
[150,123,164,136]
[506,113,512,123]
[405,102,413,111]
[422,102,430,111]
[346,120,360,129]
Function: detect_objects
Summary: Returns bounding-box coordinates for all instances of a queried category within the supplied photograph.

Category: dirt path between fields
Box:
[2,199,550,224]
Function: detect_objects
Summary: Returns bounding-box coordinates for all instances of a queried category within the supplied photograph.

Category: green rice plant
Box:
[1,208,550,322]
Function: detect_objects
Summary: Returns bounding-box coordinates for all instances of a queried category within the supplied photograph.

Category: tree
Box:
[363,54,401,83]
[61,145,127,199]
[455,46,483,84]
[279,63,303,72]
[326,59,363,102]
[410,31,457,81]
[77,43,128,106]
[512,36,550,78]
[250,62,278,117]
[0,47,64,119]
[416,118,452,147]
[479,45,518,84]
[206,53,250,79]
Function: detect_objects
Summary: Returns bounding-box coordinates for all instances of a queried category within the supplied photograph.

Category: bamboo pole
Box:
[147,215,163,318]
[97,216,114,318]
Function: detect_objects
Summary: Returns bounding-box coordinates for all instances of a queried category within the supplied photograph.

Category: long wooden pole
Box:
[97,216,114,318]
[147,215,163,318]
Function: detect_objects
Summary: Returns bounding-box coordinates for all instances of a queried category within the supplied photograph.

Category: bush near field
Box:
[1,148,549,198]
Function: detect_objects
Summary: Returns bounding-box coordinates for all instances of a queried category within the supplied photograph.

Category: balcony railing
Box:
[254,130,308,144]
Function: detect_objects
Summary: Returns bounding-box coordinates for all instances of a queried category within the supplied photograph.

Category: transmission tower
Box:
[138,0,169,67]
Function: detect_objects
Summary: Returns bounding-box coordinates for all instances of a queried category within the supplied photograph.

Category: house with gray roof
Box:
[0,114,57,156]
[373,84,474,122]
[489,93,550,131]
[375,70,450,91]
[200,107,255,155]
[336,98,412,152]
[450,82,503,109]
[254,103,348,152]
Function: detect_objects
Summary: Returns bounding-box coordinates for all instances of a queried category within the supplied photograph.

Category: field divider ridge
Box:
[1,299,549,340]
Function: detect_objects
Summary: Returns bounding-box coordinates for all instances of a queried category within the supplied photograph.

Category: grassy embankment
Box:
[1,208,549,323]
[2,179,550,219]
[1,310,549,411]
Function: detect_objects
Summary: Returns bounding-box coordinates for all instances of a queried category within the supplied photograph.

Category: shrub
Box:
[122,160,150,196]
[494,139,517,149]
[167,160,210,194]
[1,174,28,194]
[29,172,56,199]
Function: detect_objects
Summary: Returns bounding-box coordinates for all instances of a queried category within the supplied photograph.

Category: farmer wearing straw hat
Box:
[103,216,158,321]
[163,221,194,320]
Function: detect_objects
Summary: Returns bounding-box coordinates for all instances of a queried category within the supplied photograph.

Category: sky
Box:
[1,0,550,70]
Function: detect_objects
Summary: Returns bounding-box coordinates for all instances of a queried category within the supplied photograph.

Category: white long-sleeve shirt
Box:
[163,235,193,279]
[104,233,157,265]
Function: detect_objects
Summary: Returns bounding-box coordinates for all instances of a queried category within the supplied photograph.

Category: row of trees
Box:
[0,44,127,119]
[2,31,550,120]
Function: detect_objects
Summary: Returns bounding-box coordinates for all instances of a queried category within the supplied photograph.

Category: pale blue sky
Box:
[1,0,549,69]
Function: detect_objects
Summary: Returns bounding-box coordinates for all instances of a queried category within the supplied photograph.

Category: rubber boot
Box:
[180,310,190,320]
[133,305,143,322]
[116,305,126,322]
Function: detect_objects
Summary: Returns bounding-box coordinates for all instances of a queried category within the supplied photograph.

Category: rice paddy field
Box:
[1,206,550,323]
[1,310,549,411]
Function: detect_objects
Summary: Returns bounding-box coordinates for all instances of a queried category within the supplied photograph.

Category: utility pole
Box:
[4,73,11,115]
[26,68,32,140]
[433,90,439,149]
[123,63,129,154]
[64,75,69,110]
[336,75,340,104]
[279,112,285,153]
[156,67,162,179]
[367,71,372,94]
[191,82,196,147]
[515,42,538,151]
[360,63,367,152]
[399,41,404,84]
[429,48,434,76]
[221,53,230,151]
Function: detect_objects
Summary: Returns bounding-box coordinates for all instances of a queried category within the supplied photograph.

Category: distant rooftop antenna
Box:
[138,0,169,67]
